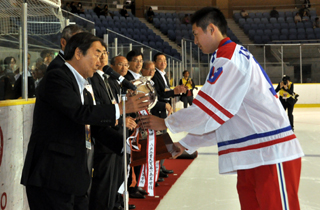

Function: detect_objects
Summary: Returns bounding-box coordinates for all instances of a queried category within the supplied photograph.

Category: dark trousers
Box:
[280,98,294,129]
[89,152,123,210]
[180,95,193,108]
[26,185,88,210]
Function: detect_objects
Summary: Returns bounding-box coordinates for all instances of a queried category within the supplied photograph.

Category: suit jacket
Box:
[46,51,65,72]
[124,70,135,81]
[151,70,179,118]
[91,72,123,154]
[21,64,122,196]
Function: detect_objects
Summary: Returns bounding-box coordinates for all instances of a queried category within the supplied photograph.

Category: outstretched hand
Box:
[139,115,167,131]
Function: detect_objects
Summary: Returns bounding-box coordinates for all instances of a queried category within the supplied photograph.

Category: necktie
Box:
[83,88,94,180]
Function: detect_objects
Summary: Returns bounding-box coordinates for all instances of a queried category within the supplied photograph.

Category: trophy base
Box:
[130,133,176,167]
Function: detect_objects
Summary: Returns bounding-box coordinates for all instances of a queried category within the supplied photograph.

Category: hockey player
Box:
[140,7,304,210]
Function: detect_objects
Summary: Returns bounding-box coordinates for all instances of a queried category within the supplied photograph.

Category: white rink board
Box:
[0,104,34,210]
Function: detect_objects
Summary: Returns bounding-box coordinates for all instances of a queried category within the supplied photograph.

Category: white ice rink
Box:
[156,107,320,210]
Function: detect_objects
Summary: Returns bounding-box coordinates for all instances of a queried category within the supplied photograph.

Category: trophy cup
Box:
[129,76,176,167]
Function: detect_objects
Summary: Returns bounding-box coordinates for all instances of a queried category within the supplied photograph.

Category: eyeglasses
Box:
[132,59,143,63]
[102,51,109,56]
[117,63,129,68]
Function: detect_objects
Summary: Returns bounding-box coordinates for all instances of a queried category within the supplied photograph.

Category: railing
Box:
[181,38,320,84]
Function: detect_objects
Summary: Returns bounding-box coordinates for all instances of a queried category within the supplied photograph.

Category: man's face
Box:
[78,41,103,78]
[192,24,216,54]
[128,55,143,73]
[141,63,156,77]
[112,56,129,76]
[184,71,189,78]
[97,49,108,70]
[155,55,167,71]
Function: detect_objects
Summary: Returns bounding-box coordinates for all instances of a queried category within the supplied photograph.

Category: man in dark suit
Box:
[151,53,186,175]
[89,51,136,210]
[125,50,143,81]
[46,24,84,72]
[21,32,149,210]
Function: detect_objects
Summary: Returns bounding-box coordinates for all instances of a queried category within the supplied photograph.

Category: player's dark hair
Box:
[191,7,227,36]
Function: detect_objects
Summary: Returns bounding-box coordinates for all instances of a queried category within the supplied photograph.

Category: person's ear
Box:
[75,47,82,60]
[60,38,67,50]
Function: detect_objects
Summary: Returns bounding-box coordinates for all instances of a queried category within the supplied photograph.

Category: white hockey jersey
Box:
[165,38,304,174]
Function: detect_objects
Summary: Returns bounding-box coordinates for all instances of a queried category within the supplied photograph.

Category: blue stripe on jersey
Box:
[217,126,292,147]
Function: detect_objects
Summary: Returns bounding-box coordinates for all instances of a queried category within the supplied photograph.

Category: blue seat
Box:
[262,35,270,44]
[296,22,304,28]
[258,23,265,30]
[271,34,279,41]
[307,33,316,40]
[280,23,289,29]
[262,12,270,19]
[141,29,147,36]
[149,41,156,48]
[261,18,269,24]
[289,22,296,29]
[133,28,140,35]
[265,23,273,30]
[281,28,289,35]
[255,12,262,18]
[113,16,119,21]
[254,35,263,44]
[289,34,297,40]
[147,34,155,42]
[298,34,306,40]
[253,18,260,23]
[246,18,253,24]
[304,21,312,29]
[120,28,127,35]
[127,28,134,35]
[256,29,264,36]
[278,17,285,23]
[285,11,293,17]
[248,12,255,18]
[243,24,250,34]
[273,23,281,30]
[270,18,277,23]
[234,13,241,23]
[239,18,246,28]
[314,28,320,34]
[286,17,294,23]
[251,23,258,30]
[279,12,285,18]
[272,29,280,35]
[297,28,306,34]
[279,34,287,40]
[289,28,297,34]
[306,28,314,34]
[264,29,272,36]
[248,29,255,40]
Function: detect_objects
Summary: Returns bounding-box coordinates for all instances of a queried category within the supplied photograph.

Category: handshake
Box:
[173,85,188,95]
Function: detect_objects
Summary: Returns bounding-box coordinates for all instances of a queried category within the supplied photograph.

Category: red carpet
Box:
[129,159,194,210]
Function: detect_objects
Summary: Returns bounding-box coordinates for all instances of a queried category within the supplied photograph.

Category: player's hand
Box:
[139,115,167,131]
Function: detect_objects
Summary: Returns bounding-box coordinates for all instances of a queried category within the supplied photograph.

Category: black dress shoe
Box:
[129,191,146,199]
[137,187,148,195]
[129,204,136,209]
[162,168,174,174]
[155,182,159,187]
[113,206,124,210]
[157,177,165,182]
[121,204,136,209]
[159,171,169,178]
